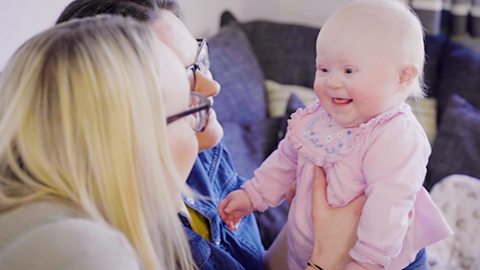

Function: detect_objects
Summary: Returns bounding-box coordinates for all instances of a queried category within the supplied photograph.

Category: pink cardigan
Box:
[243,102,452,270]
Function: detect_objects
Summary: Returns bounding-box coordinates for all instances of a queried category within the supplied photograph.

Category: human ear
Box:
[398,64,417,89]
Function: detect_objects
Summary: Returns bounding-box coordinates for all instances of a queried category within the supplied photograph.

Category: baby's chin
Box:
[197,110,224,151]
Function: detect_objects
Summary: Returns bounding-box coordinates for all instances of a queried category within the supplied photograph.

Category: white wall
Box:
[0,0,72,71]
[177,0,353,38]
[0,0,352,71]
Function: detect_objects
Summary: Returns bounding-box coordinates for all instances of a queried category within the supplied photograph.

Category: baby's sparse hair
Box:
[325,0,426,99]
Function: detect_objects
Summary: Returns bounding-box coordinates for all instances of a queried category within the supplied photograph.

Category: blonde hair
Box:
[0,16,195,270]
[331,0,426,98]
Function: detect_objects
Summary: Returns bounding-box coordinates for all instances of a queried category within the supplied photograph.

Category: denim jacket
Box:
[182,141,265,270]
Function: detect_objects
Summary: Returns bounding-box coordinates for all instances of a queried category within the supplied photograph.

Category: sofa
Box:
[206,11,480,250]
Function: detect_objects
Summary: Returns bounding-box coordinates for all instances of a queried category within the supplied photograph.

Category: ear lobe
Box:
[399,64,417,88]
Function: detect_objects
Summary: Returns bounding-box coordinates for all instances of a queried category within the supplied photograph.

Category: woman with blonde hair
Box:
[0,10,367,270]
[0,15,202,270]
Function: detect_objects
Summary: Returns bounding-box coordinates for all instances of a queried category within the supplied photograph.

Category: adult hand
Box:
[284,182,297,206]
[309,167,366,270]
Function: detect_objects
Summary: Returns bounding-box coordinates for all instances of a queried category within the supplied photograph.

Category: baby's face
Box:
[313,17,405,128]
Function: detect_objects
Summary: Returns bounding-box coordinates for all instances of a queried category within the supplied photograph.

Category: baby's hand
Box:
[218,190,254,232]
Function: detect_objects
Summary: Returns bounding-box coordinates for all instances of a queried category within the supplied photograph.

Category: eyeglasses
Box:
[186,39,210,90]
[166,92,211,132]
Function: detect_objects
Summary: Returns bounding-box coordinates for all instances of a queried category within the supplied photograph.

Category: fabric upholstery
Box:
[436,41,480,123]
[427,174,480,270]
[221,11,319,88]
[209,22,267,125]
[221,119,282,179]
[265,79,317,117]
[406,97,437,144]
[425,95,480,190]
[424,34,449,97]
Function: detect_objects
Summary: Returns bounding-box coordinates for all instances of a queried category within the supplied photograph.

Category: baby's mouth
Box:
[332,97,353,105]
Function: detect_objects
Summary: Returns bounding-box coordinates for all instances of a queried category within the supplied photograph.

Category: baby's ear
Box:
[398,64,417,89]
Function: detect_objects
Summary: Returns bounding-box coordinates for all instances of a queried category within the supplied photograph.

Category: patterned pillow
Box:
[425,95,480,190]
[427,174,480,269]
[209,22,267,124]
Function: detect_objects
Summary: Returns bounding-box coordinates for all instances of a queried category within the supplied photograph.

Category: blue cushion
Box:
[240,21,319,89]
[209,23,267,124]
[425,95,480,190]
[423,34,449,97]
[221,118,282,179]
[276,93,307,142]
[220,11,318,88]
[436,41,480,123]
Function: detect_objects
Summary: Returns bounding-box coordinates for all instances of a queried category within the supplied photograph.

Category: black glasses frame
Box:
[186,39,209,90]
[166,92,211,132]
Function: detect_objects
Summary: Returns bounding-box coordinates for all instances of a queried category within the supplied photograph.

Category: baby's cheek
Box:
[313,79,325,98]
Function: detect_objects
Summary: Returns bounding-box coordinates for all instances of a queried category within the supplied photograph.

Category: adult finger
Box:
[311,166,329,209]
[284,183,297,206]
[349,194,367,215]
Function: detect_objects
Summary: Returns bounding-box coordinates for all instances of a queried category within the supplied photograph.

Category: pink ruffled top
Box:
[242,101,453,270]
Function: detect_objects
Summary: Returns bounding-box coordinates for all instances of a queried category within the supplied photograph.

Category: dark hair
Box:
[56,0,180,25]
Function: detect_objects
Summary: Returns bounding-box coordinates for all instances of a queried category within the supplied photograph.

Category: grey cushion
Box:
[425,95,480,190]
[221,11,319,88]
[209,22,267,125]
[423,34,449,97]
[277,93,308,142]
[221,118,282,179]
[436,41,480,123]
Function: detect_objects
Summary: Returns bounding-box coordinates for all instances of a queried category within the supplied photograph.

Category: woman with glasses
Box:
[56,2,267,269]
[53,1,366,270]
[0,15,202,270]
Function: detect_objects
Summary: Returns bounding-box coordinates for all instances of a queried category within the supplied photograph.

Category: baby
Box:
[219,1,453,269]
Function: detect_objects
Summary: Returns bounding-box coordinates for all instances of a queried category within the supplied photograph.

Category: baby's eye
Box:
[317,66,328,73]
[344,67,356,74]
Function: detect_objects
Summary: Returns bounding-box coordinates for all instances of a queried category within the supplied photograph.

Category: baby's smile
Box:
[332,97,353,105]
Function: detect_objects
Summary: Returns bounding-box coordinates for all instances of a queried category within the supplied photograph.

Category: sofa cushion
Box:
[209,22,267,124]
[221,118,283,179]
[226,17,448,96]
[406,97,437,144]
[221,11,319,88]
[221,92,306,178]
[436,41,480,123]
[265,79,317,117]
[425,95,480,190]
[423,34,449,97]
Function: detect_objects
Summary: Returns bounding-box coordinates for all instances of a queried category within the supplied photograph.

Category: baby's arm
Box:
[219,136,299,231]
[218,189,254,231]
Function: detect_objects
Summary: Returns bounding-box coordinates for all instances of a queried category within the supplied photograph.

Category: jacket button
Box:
[186,198,195,205]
